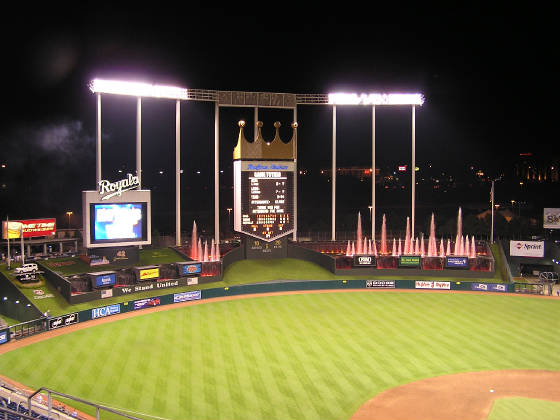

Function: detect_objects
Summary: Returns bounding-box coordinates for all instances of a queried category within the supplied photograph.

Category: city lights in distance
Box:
[89,79,188,100]
[328,92,425,106]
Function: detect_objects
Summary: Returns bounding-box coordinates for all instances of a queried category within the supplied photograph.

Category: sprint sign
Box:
[509,241,544,258]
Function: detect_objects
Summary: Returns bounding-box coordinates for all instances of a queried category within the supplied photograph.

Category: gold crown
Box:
[233,121,297,161]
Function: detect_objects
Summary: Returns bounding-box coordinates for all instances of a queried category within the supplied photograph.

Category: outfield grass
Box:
[0,292,558,420]
[488,398,560,420]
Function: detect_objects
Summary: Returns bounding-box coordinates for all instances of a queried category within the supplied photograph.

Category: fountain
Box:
[381,214,388,255]
[215,241,221,260]
[356,212,363,254]
[404,217,411,255]
[428,213,437,257]
[454,207,463,255]
[190,221,198,260]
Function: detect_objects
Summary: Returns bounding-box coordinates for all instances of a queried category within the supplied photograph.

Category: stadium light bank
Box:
[89,78,425,247]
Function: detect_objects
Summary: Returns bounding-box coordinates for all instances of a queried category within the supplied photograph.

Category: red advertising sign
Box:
[2,219,56,239]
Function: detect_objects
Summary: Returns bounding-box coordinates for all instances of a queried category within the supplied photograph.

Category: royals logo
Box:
[98,174,140,200]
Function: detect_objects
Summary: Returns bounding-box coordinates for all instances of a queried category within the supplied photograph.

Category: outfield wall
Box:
[1,278,518,346]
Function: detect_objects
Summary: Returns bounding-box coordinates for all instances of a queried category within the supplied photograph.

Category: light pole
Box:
[66,211,73,229]
[226,208,232,229]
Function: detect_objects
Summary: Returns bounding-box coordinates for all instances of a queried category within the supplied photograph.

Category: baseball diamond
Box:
[0,289,559,420]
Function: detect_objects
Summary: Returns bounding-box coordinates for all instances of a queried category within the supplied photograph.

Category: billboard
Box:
[445,256,469,269]
[471,283,508,293]
[509,240,545,258]
[415,281,450,289]
[366,280,395,288]
[48,313,79,330]
[543,208,560,229]
[82,189,151,248]
[354,256,376,267]
[399,256,421,267]
[234,161,295,242]
[177,262,202,276]
[174,290,202,303]
[138,267,159,281]
[133,297,161,310]
[91,304,121,319]
[2,219,56,239]
[90,272,116,288]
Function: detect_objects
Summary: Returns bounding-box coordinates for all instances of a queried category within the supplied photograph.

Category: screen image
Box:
[90,203,147,244]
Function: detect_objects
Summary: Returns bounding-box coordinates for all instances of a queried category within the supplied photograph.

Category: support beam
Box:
[332,105,337,241]
[136,97,142,187]
[371,105,376,241]
[175,100,181,246]
[96,93,102,186]
[293,107,298,242]
[254,107,259,140]
[411,105,416,239]
[214,103,220,244]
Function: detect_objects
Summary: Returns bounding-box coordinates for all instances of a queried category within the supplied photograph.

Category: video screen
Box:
[90,203,147,244]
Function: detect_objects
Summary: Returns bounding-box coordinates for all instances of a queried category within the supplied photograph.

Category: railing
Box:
[28,388,142,420]
[8,318,47,340]
[0,406,37,420]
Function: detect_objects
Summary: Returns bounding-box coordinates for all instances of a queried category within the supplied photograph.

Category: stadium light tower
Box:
[327,92,425,242]
[89,78,188,246]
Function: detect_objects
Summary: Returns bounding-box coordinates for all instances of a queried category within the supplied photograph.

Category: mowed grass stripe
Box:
[260,296,331,419]
[1,292,559,420]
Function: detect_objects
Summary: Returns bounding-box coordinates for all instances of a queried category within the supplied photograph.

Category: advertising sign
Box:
[91,304,121,319]
[415,281,450,290]
[138,267,159,281]
[48,313,79,330]
[94,273,116,288]
[173,290,202,303]
[179,262,202,276]
[366,280,395,288]
[0,330,8,345]
[543,208,560,229]
[234,160,295,242]
[445,256,469,269]
[2,219,56,239]
[354,255,377,267]
[133,297,161,310]
[471,283,508,292]
[509,240,545,258]
[399,256,421,267]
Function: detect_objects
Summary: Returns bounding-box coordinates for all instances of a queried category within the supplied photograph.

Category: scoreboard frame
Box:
[234,160,295,242]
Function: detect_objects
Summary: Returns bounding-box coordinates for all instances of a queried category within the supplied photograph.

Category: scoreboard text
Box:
[234,161,295,241]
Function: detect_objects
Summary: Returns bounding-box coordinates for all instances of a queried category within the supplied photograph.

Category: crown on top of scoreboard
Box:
[233,120,297,161]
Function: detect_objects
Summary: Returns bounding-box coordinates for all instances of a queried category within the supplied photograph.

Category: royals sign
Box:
[98,174,140,200]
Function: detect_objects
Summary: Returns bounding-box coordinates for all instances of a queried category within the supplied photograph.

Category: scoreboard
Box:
[234,160,295,241]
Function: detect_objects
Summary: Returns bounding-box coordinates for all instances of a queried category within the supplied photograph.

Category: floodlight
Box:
[328,93,424,106]
[89,79,188,100]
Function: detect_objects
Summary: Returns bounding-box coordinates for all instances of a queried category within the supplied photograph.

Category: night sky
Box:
[0,5,554,233]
